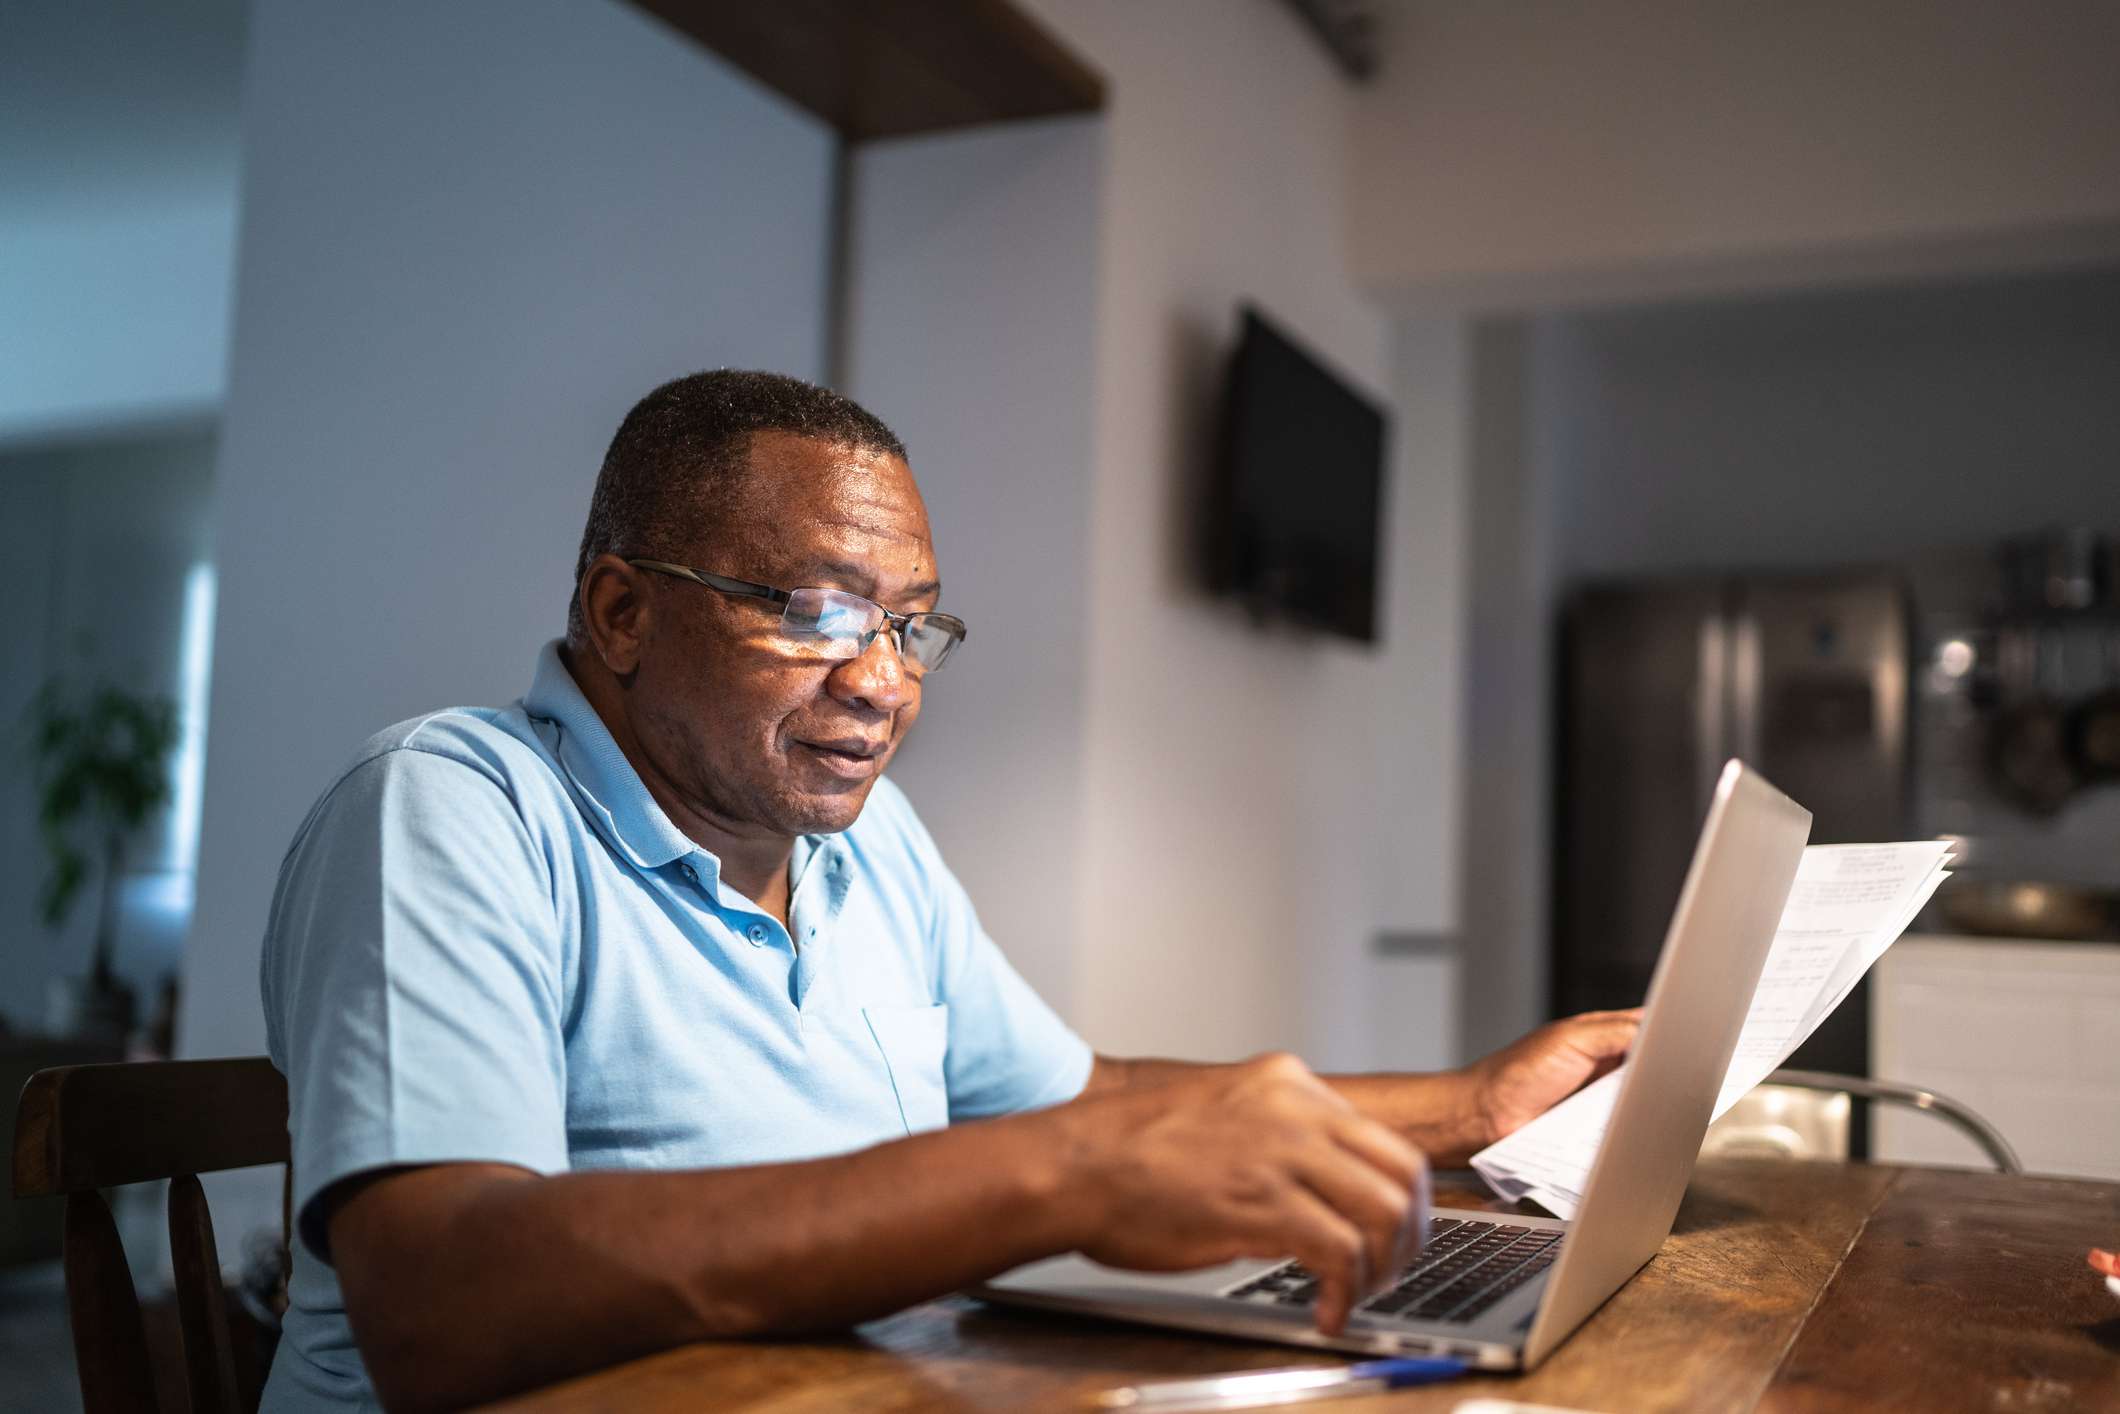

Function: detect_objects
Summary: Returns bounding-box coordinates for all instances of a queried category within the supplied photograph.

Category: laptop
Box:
[977,759,1810,1371]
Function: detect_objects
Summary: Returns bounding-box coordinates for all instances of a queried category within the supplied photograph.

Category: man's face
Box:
[627,430,940,840]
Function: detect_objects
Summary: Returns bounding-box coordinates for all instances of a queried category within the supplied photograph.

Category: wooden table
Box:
[479,1160,2120,1413]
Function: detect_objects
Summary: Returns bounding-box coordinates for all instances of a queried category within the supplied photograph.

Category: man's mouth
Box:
[795,739,887,777]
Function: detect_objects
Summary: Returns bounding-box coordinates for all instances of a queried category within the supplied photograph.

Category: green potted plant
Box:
[31,680,179,1041]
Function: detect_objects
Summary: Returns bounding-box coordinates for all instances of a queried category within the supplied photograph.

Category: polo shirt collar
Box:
[522,640,699,874]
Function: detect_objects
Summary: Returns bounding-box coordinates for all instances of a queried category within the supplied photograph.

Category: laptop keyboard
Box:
[1222,1218,1563,1325]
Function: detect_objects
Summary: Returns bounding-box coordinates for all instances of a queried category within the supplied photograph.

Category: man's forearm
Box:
[333,1106,1091,1413]
[1086,1054,1493,1166]
[1324,1072,1492,1166]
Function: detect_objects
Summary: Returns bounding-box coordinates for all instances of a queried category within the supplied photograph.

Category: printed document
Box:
[1470,842,1953,1219]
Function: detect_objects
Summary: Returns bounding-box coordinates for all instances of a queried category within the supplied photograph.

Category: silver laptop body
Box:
[977,760,1811,1371]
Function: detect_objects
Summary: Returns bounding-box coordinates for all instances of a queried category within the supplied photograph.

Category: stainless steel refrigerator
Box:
[1555,573,1909,1145]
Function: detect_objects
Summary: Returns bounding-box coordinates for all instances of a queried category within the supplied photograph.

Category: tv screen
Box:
[1209,305,1388,643]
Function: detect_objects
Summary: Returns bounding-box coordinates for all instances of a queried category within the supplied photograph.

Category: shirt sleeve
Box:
[262,744,571,1263]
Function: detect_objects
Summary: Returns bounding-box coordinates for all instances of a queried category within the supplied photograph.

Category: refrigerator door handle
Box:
[1697,606,1731,808]
[1729,591,1764,770]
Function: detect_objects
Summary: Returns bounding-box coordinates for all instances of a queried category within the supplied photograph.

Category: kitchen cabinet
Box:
[1871,934,2120,1179]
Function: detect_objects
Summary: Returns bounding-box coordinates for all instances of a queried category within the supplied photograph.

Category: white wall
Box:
[1454,321,1556,1059]
[1017,0,1463,1069]
[0,204,239,442]
[1366,317,1473,1070]
[847,9,1483,1072]
[839,117,1104,1017]
[181,0,835,1085]
[0,0,245,440]
[1353,0,2120,311]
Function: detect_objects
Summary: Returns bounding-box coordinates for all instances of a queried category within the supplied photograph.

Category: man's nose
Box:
[829,630,914,711]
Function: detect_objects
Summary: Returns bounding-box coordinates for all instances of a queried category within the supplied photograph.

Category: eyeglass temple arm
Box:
[628,560,791,606]
[694,569,792,606]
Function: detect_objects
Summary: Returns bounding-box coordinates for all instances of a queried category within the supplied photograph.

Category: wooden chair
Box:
[11,1057,290,1414]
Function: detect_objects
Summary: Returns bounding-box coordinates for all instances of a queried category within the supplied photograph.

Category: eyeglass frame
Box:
[624,558,967,670]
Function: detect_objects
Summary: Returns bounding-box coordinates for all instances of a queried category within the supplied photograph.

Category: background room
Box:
[4,1,2119,1409]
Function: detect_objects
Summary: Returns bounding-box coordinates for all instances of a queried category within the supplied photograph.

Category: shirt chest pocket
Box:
[863,1003,950,1135]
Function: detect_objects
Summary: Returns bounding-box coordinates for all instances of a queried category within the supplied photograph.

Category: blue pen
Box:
[1093,1356,1467,1411]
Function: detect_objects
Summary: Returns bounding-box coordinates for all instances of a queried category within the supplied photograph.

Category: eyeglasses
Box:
[627,559,967,673]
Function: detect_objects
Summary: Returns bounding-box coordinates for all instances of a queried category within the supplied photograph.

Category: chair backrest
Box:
[12,1057,290,1414]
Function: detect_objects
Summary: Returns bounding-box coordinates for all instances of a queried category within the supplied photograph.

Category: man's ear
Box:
[579,554,650,675]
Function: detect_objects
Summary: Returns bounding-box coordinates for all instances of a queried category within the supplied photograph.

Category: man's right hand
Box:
[1055,1051,1430,1334]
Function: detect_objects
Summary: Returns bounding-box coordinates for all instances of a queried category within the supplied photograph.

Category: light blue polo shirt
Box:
[258,641,1092,1413]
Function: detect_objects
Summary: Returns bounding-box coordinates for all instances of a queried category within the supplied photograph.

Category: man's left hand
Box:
[1468,1009,1643,1146]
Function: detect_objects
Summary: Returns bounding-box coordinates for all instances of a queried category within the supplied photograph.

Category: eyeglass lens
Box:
[779,588,962,671]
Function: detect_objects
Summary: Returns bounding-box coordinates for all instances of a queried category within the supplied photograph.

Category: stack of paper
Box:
[1470,842,1954,1219]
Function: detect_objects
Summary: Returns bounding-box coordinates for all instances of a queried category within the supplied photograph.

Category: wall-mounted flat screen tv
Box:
[1208,305,1388,643]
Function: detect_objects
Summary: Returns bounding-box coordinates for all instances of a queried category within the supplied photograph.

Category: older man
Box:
[260,370,1637,1413]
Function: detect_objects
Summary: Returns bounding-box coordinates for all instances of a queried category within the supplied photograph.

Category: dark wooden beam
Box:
[1277,0,1378,82]
[627,0,1106,142]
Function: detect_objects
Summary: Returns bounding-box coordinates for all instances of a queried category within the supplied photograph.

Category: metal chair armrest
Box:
[1764,1069,2023,1174]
